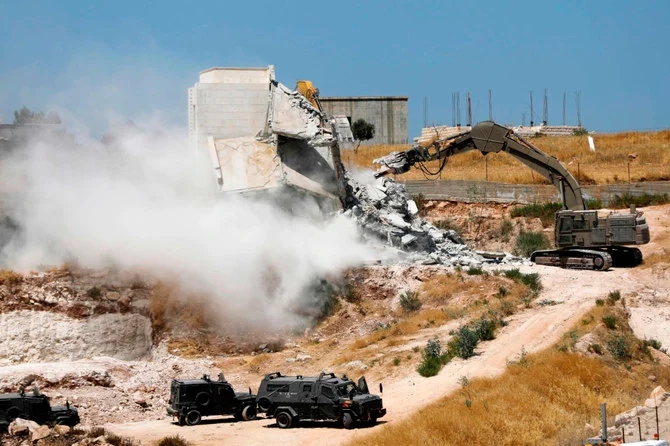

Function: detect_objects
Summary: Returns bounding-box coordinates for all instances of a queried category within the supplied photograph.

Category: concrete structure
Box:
[188,66,275,158]
[187,66,347,211]
[319,96,408,145]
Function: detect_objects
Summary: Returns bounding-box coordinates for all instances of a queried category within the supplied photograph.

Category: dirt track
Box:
[107,205,670,445]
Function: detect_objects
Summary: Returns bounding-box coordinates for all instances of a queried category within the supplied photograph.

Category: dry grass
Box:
[344,272,531,354]
[0,269,22,287]
[343,129,670,184]
[354,344,669,446]
[354,292,668,446]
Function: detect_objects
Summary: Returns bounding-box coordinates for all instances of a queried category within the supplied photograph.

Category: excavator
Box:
[373,121,650,271]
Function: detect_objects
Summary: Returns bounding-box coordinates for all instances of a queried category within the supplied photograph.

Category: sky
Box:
[1,0,668,138]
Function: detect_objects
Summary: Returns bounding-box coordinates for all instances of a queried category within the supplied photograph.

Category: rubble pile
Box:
[344,174,520,267]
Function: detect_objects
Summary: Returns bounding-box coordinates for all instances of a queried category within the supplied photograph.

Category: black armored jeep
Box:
[0,387,80,432]
[256,371,386,429]
[167,373,257,426]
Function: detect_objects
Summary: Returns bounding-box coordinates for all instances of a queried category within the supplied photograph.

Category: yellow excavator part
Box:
[296,80,322,111]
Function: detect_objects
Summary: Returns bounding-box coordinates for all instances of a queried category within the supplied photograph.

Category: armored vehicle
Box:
[167,373,257,426]
[0,387,80,432]
[256,372,386,429]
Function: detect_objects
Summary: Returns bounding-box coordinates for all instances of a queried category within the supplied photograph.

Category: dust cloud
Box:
[0,122,378,332]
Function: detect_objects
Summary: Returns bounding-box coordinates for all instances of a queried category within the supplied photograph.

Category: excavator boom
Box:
[374,121,650,271]
[375,121,585,210]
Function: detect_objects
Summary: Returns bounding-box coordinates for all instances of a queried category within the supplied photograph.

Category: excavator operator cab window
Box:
[572,218,588,231]
[559,217,572,233]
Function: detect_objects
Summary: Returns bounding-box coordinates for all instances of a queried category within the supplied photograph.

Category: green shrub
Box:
[510,202,562,227]
[500,219,514,238]
[86,286,102,298]
[514,231,551,257]
[644,338,663,350]
[607,335,632,361]
[601,314,617,329]
[607,290,621,306]
[473,318,496,341]
[399,290,422,313]
[393,356,401,366]
[466,266,484,276]
[610,192,670,208]
[417,338,448,377]
[157,435,193,446]
[434,219,462,233]
[588,343,603,355]
[595,298,605,306]
[497,286,509,298]
[585,198,603,209]
[448,326,479,359]
[503,269,543,293]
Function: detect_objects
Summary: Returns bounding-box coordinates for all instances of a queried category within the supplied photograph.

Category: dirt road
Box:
[106,205,670,445]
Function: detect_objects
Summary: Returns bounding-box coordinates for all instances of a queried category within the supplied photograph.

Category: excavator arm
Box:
[374,121,585,211]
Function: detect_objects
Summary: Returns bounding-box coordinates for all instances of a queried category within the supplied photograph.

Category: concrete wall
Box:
[188,66,275,167]
[402,179,670,206]
[320,96,408,145]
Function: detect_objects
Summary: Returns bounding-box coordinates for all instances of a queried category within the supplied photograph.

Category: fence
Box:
[402,180,670,206]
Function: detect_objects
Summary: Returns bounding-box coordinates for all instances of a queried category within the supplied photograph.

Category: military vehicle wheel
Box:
[185,410,202,426]
[242,404,257,421]
[276,411,293,429]
[178,415,186,426]
[257,398,271,412]
[6,407,20,422]
[194,392,211,407]
[233,410,243,421]
[0,421,9,434]
[369,415,378,426]
[342,412,354,429]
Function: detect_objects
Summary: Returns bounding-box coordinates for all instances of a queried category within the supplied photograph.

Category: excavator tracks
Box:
[530,249,613,271]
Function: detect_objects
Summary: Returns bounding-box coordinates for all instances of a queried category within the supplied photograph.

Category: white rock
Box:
[381,213,411,229]
[9,418,40,435]
[401,234,418,246]
[406,200,419,215]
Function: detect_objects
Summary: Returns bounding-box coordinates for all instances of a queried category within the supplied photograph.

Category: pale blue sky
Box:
[1,0,668,138]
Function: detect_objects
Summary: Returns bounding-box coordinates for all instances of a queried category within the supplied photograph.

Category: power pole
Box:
[576,90,582,128]
[456,92,461,127]
[488,89,492,121]
[467,91,472,127]
[451,92,456,127]
[562,92,566,126]
[542,88,548,125]
[529,91,534,127]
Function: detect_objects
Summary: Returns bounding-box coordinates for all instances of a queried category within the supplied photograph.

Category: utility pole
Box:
[542,88,548,125]
[488,89,492,121]
[451,93,456,127]
[562,92,566,126]
[576,90,582,128]
[456,92,461,127]
[467,91,472,127]
[529,91,534,127]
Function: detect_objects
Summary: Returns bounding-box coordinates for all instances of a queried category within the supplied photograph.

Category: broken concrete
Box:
[343,174,524,267]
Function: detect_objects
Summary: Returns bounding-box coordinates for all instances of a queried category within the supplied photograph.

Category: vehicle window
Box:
[337,383,357,398]
[321,386,335,399]
[572,219,588,230]
[559,217,572,233]
[302,384,312,393]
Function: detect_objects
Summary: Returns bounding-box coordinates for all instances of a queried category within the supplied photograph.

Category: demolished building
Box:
[188,66,350,212]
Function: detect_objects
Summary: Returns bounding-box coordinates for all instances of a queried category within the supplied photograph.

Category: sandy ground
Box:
[104,205,670,445]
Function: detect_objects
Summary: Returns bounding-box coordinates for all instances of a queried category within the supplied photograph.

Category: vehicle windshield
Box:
[337,382,358,398]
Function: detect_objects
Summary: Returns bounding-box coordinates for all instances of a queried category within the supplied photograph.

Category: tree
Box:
[351,118,375,142]
[13,106,61,125]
